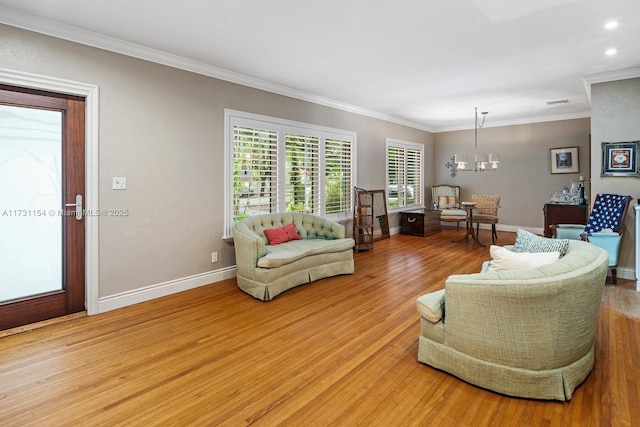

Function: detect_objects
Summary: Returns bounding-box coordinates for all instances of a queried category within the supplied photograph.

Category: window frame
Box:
[224,109,356,237]
[385,138,424,212]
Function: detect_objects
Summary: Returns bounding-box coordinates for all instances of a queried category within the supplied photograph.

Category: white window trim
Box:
[224,109,357,238]
[385,138,424,213]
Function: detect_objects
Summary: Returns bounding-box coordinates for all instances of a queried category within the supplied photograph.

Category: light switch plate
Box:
[112,177,127,190]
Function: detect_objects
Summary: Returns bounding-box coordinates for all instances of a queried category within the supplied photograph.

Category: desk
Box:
[452,202,485,247]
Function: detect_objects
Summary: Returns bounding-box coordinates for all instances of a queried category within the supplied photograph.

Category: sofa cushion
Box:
[257,238,354,268]
[487,245,560,272]
[512,229,569,257]
[416,289,445,323]
[263,223,302,245]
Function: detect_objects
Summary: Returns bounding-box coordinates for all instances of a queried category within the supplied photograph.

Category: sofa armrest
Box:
[416,289,445,323]
[297,215,346,239]
[329,221,346,239]
[232,221,266,279]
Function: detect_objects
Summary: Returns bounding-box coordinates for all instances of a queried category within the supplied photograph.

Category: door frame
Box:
[0,67,100,315]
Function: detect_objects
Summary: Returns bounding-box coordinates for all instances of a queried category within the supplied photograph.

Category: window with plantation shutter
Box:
[386,138,423,210]
[231,124,279,222]
[325,137,352,214]
[285,132,319,214]
[225,110,356,237]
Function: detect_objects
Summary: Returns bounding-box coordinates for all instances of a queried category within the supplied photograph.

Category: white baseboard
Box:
[614,266,635,281]
[439,222,544,236]
[97,266,237,314]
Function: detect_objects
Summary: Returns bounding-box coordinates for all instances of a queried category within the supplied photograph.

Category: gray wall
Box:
[433,118,591,229]
[0,24,432,299]
[591,77,640,273]
[1,22,636,302]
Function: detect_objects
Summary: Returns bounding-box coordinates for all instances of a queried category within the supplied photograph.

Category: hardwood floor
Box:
[1,229,638,426]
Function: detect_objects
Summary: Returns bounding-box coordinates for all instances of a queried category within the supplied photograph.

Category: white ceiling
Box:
[1,0,639,131]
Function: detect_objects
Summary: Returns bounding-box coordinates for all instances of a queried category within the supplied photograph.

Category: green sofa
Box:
[416,240,608,400]
[232,213,355,301]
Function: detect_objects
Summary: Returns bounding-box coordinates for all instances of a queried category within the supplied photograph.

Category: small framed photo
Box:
[550,146,579,174]
[601,141,640,177]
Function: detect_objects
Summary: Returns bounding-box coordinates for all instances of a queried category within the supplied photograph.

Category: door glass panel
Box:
[0,104,62,302]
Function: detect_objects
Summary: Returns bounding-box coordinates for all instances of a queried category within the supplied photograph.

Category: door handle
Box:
[65,194,83,220]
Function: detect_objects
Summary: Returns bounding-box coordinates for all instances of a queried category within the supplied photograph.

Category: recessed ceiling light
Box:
[605,48,618,56]
[604,21,618,30]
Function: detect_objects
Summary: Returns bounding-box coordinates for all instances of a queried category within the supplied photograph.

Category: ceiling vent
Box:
[547,99,569,105]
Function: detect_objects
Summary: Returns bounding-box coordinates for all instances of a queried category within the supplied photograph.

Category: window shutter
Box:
[406,147,422,206]
[285,133,319,214]
[232,125,278,221]
[325,138,353,214]
[386,140,423,209]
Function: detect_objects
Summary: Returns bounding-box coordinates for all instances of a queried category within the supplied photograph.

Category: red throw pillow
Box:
[264,223,301,245]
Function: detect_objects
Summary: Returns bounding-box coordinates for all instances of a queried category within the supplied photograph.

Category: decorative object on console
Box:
[454,108,500,172]
[550,179,582,205]
[550,146,579,174]
[601,141,640,177]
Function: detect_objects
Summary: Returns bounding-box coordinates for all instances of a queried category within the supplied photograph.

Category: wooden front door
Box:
[0,85,85,330]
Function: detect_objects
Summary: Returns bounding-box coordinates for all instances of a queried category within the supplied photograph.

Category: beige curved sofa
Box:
[416,240,608,401]
[232,213,354,301]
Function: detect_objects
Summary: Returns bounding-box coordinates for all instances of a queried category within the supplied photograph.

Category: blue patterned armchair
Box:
[551,193,632,284]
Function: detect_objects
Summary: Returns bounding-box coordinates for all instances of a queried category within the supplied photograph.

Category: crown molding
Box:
[0,7,434,133]
[433,111,591,133]
[5,6,624,134]
[583,67,640,85]
[582,67,640,105]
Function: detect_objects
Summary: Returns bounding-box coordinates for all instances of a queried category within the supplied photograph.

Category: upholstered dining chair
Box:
[471,194,500,243]
[551,193,632,284]
[432,185,467,229]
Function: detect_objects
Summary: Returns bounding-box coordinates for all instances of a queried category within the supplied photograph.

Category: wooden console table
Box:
[543,203,588,237]
[400,209,441,236]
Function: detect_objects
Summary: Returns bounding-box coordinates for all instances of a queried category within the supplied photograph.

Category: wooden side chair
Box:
[471,194,500,243]
[432,185,467,230]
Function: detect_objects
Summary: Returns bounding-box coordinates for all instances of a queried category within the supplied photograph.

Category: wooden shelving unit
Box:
[353,187,374,251]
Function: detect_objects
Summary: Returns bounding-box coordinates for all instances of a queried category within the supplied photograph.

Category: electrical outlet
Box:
[211,252,218,263]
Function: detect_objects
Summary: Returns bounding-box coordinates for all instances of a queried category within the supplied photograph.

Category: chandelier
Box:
[454,107,499,172]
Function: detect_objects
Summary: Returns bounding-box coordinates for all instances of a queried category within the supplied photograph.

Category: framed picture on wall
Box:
[601,141,640,177]
[550,146,579,174]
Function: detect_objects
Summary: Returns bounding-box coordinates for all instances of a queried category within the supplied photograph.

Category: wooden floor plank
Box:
[0,229,638,426]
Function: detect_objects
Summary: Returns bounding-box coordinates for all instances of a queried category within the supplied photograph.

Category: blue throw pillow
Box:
[512,229,570,257]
